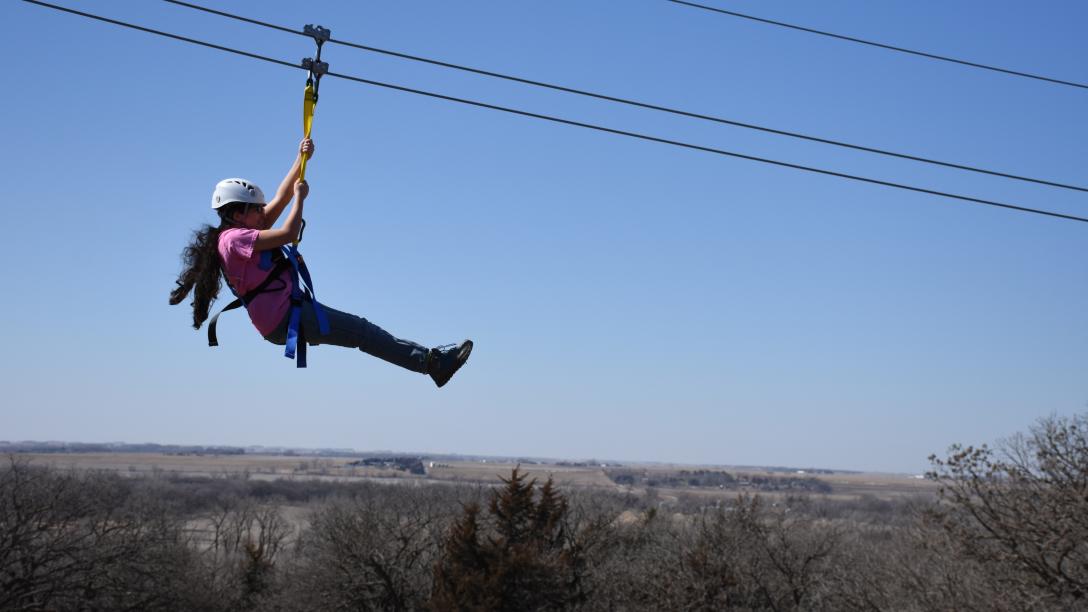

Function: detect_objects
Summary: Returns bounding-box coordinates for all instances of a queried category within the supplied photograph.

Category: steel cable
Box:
[668,0,1088,91]
[21,0,1088,225]
[160,0,1088,194]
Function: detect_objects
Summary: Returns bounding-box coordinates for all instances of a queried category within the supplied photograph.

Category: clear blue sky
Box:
[3,0,1085,473]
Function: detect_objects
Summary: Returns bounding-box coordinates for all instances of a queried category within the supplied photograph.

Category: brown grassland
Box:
[18,452,937,500]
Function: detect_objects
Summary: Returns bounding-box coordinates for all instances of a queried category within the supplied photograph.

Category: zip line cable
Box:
[160,0,1088,195]
[21,0,298,70]
[668,0,1088,91]
[20,0,1088,225]
[326,68,1088,225]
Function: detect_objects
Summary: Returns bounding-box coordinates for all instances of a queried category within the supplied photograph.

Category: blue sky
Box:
[3,0,1085,473]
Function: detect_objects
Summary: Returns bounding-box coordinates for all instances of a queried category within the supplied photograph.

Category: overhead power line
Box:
[161,0,1088,195]
[21,0,1088,225]
[668,0,1088,91]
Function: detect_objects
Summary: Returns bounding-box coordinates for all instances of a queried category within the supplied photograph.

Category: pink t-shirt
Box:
[217,228,293,336]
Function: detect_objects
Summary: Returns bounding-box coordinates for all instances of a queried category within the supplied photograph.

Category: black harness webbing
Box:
[207,258,292,347]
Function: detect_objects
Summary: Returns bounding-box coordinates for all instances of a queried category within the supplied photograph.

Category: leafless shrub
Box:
[282,485,466,611]
[578,495,841,611]
[190,495,294,610]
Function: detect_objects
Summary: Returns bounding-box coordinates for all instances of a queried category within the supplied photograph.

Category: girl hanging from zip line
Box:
[169,138,473,387]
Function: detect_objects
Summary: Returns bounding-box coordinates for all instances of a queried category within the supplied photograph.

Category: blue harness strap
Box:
[280,244,329,368]
[208,245,329,368]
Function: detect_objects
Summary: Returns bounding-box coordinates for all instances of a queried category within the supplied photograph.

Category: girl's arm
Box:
[263,139,314,227]
[255,180,307,251]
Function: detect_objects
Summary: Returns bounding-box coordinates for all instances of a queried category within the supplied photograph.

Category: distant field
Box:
[430,462,616,487]
[813,470,937,498]
[14,453,938,500]
[16,453,406,481]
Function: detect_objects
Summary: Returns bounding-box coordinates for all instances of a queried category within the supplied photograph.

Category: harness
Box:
[207,239,330,368]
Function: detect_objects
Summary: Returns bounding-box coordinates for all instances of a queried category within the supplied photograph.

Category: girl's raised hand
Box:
[294,180,309,201]
[300,138,315,159]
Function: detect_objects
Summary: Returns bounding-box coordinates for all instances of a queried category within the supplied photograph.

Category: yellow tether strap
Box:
[300,82,316,181]
[294,83,316,247]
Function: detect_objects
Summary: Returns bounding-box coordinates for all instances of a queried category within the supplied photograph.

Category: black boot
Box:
[427,340,473,388]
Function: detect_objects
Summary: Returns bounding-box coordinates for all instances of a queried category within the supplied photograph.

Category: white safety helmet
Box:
[211,178,266,210]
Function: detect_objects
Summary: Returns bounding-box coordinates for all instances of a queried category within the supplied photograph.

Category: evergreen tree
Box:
[430,468,585,611]
[490,468,538,547]
[431,503,499,611]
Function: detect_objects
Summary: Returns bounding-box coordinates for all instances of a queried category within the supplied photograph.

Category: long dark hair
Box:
[169,204,244,329]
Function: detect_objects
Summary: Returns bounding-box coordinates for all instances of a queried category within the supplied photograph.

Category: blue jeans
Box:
[263,301,430,373]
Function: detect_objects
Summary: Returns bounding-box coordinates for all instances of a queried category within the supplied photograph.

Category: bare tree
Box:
[0,457,195,611]
[928,413,1088,608]
[286,485,458,611]
[194,495,293,610]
